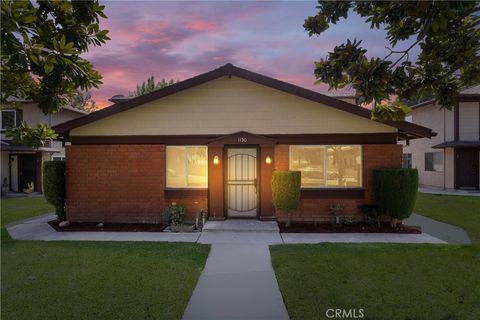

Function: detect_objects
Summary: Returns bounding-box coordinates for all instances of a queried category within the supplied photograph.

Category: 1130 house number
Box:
[237,137,248,143]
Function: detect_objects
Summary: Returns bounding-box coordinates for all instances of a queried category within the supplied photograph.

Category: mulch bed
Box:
[278,222,422,234]
[48,220,164,232]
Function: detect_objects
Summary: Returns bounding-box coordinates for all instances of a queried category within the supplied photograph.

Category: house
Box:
[1,103,88,193]
[53,63,434,224]
[402,85,480,190]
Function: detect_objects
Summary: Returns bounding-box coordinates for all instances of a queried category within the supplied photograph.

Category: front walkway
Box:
[419,186,480,197]
[183,240,289,320]
[405,213,471,244]
[7,214,446,244]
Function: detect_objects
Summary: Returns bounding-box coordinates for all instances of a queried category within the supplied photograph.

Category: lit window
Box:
[425,152,443,172]
[289,146,362,188]
[166,146,208,188]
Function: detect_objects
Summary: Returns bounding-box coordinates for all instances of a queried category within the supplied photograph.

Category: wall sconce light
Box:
[213,155,220,165]
[265,155,272,164]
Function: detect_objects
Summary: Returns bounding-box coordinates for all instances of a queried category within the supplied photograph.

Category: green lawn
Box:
[271,244,480,320]
[414,192,480,244]
[1,197,210,320]
[1,196,54,227]
[272,193,480,320]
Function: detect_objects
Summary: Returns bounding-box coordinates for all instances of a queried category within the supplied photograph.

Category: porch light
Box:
[265,155,272,164]
[213,155,220,165]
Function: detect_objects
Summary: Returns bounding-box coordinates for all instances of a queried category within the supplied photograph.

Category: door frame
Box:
[224,145,260,219]
[454,148,480,190]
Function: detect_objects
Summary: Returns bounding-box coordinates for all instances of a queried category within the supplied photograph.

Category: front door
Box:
[226,148,258,217]
[18,154,36,192]
[456,149,479,190]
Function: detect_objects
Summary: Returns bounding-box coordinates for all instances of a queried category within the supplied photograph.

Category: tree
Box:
[70,91,97,113]
[129,76,177,97]
[1,0,109,146]
[304,1,480,120]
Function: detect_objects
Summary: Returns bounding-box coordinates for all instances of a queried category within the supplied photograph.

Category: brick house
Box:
[53,64,434,224]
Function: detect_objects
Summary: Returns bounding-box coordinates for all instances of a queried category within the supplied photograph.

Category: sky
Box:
[86,1,396,109]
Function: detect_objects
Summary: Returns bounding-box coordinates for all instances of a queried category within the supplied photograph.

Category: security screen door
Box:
[227,148,258,217]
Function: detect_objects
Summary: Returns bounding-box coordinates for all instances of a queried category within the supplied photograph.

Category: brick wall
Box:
[66,144,207,224]
[66,145,166,223]
[273,144,402,222]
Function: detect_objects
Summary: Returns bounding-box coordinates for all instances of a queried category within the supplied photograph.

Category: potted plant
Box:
[329,203,344,225]
[23,181,35,195]
[169,202,186,232]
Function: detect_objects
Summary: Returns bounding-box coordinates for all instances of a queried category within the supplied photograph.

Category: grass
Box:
[1,197,210,320]
[1,196,54,227]
[271,244,480,320]
[272,193,480,320]
[414,192,480,244]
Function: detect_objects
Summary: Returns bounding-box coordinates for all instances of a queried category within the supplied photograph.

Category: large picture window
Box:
[166,146,208,188]
[290,145,362,188]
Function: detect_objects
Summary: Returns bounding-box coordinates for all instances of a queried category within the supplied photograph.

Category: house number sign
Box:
[237,137,248,143]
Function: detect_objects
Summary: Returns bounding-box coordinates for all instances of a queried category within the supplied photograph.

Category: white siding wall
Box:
[459,102,480,140]
[403,103,453,188]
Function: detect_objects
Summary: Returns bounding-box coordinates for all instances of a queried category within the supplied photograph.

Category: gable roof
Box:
[53,63,434,140]
[411,84,480,110]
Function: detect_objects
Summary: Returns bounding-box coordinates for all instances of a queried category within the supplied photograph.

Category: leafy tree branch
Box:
[304,1,480,121]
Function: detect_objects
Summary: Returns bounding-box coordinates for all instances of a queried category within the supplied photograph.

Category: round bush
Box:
[43,161,66,220]
[271,170,301,227]
[372,168,418,220]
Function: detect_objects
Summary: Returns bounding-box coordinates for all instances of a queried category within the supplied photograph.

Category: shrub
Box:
[358,204,384,225]
[271,171,301,227]
[43,161,66,220]
[163,202,186,226]
[372,168,418,223]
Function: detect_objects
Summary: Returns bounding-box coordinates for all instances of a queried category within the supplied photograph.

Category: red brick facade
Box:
[66,143,401,224]
[274,144,402,222]
[66,145,207,223]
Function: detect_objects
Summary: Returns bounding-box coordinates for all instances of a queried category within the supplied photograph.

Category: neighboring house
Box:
[403,85,480,190]
[1,103,88,193]
[53,63,433,224]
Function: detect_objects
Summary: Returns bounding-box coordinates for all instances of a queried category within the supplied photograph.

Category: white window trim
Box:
[289,145,363,189]
[1,109,17,132]
[166,145,208,189]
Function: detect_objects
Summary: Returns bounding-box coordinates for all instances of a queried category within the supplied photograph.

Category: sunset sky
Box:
[86,1,402,109]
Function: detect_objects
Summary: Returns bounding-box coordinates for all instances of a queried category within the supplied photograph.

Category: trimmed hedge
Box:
[271,170,301,227]
[43,161,66,220]
[372,168,418,221]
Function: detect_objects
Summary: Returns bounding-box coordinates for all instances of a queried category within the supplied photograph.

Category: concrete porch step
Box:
[202,220,279,233]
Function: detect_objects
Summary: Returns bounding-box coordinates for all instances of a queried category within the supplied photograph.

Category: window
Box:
[290,145,362,188]
[1,110,16,132]
[52,155,66,161]
[166,146,208,188]
[425,152,443,172]
[402,153,412,168]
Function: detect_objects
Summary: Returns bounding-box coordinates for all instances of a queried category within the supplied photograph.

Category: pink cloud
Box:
[187,20,221,32]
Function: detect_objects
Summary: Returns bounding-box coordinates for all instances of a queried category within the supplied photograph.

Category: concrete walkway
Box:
[182,241,289,320]
[405,213,471,244]
[419,187,480,197]
[6,214,447,244]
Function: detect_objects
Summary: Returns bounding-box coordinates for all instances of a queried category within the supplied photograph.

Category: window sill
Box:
[300,188,365,199]
[164,188,208,197]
